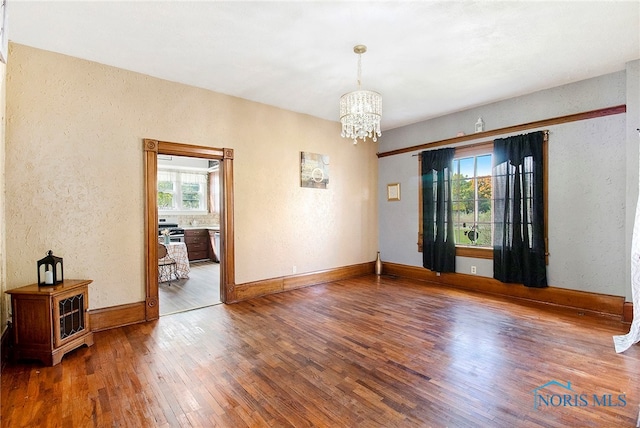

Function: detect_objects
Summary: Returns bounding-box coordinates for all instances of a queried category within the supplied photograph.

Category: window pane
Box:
[182,183,200,193]
[158,181,174,192]
[460,178,474,213]
[158,192,174,209]
[477,176,491,214]
[182,199,200,209]
[458,157,474,178]
[182,183,201,208]
[475,223,492,246]
[476,154,492,177]
[157,178,175,210]
[451,153,492,247]
[181,173,206,210]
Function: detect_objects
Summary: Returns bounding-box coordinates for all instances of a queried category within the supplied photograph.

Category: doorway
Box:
[143,140,236,321]
[157,154,222,315]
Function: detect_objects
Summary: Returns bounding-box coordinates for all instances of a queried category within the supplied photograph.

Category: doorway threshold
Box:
[160,302,223,317]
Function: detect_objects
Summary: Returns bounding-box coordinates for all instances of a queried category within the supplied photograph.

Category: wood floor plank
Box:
[2,274,639,427]
[159,261,221,316]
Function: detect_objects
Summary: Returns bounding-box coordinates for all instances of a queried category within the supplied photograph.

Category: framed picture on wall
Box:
[300,152,329,189]
[387,183,400,201]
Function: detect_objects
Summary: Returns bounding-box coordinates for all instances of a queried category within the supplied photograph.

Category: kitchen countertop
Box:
[181,225,220,231]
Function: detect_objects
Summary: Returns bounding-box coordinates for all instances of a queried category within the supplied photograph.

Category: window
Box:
[158,170,208,213]
[418,142,494,259]
[418,138,547,261]
[451,146,492,248]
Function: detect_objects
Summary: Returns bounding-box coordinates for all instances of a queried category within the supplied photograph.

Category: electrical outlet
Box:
[471,266,477,274]
[292,265,297,274]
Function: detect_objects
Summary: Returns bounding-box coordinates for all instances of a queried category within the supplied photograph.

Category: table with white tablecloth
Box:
[159,242,190,282]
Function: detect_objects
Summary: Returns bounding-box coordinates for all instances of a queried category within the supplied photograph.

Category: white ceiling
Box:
[7,1,640,131]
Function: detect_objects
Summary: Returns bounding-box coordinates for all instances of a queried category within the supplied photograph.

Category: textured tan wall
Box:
[5,43,378,310]
[0,58,6,333]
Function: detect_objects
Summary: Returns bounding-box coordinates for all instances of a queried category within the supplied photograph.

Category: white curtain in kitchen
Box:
[209,169,220,216]
[179,172,207,186]
[157,170,177,183]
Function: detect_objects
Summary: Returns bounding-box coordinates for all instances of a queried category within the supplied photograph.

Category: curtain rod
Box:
[381,105,625,159]
[410,130,549,156]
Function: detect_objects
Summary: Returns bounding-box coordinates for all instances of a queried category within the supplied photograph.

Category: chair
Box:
[158,243,178,285]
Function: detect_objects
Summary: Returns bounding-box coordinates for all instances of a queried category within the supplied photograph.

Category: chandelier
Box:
[340,45,382,145]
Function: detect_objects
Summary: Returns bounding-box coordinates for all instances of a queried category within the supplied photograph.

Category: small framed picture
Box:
[300,151,329,189]
[387,183,400,201]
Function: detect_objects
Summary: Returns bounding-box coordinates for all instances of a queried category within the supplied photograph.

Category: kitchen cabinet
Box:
[185,229,210,261]
[6,279,94,366]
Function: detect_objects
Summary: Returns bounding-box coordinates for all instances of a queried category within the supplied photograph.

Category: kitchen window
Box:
[158,170,208,213]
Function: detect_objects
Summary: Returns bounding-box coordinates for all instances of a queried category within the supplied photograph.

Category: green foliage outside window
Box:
[452,154,492,247]
[181,183,201,209]
[158,192,173,209]
[158,181,174,209]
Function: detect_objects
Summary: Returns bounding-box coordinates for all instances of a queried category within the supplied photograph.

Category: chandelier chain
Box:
[357,53,362,89]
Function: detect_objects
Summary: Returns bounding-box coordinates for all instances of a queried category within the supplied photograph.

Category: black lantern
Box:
[37,250,64,286]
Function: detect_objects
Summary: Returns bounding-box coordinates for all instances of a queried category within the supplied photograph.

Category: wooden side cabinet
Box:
[6,279,94,366]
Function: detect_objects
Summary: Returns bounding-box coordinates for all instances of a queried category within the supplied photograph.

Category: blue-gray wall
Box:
[378,60,639,301]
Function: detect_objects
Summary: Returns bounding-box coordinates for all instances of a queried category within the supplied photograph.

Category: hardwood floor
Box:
[2,275,639,427]
[159,261,221,316]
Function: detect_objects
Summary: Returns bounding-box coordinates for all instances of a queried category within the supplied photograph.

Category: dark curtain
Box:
[493,131,547,287]
[421,148,456,272]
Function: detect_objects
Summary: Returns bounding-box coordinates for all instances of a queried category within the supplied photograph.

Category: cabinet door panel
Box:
[53,288,88,348]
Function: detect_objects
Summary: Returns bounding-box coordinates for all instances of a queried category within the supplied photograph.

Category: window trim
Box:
[456,246,493,259]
